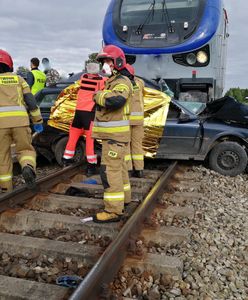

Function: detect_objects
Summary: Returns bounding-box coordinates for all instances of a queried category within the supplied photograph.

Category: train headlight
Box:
[196,51,208,64]
[186,53,197,65]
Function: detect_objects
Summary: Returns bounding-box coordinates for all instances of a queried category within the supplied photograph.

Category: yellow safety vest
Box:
[31,70,46,95]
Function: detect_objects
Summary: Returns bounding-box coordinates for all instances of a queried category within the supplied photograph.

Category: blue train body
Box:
[102,0,229,100]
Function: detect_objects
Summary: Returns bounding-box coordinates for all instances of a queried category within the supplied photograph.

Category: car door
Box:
[156,101,202,158]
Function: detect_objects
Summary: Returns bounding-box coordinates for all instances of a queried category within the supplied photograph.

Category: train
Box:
[102,0,229,101]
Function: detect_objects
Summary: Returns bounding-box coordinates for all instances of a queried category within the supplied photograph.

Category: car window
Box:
[176,100,206,115]
[179,90,208,103]
[39,93,59,108]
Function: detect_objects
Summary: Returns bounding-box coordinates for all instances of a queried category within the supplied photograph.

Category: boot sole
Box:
[92,215,122,223]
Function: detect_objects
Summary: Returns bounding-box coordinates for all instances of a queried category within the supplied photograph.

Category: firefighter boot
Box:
[93,211,122,223]
[22,166,36,190]
[133,170,144,178]
[86,163,97,177]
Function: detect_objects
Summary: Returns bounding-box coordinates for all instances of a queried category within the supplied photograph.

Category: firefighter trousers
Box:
[64,122,97,164]
[126,125,144,171]
[0,126,36,192]
[100,140,131,215]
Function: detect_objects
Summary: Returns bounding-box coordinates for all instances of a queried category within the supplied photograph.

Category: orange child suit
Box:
[63,74,106,164]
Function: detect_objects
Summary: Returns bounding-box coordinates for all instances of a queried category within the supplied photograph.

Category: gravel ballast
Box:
[12,162,61,188]
[111,165,248,300]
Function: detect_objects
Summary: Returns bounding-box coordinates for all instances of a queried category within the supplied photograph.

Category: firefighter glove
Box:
[33,124,44,133]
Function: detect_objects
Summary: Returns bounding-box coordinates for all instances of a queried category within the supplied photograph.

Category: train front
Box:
[103,0,228,100]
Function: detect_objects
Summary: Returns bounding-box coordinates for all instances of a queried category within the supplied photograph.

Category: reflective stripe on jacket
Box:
[92,74,132,143]
[130,77,145,126]
[93,120,129,133]
[31,70,46,95]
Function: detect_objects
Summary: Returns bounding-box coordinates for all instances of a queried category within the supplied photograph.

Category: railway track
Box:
[0,161,195,300]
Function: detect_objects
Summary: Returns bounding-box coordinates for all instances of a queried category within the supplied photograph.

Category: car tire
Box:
[54,136,85,166]
[209,141,247,176]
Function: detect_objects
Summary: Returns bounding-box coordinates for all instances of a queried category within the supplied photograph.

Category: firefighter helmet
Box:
[97,45,126,71]
[125,64,135,76]
[0,49,13,69]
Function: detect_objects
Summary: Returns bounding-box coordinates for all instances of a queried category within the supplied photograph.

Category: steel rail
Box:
[70,161,177,300]
[0,163,82,213]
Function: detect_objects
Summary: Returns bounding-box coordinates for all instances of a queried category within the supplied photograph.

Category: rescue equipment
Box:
[76,73,106,111]
[62,73,106,169]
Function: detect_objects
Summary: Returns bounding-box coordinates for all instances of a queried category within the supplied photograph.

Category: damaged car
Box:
[156,96,248,177]
[34,78,248,177]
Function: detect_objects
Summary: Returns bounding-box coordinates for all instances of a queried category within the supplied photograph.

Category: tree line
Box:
[225,88,248,104]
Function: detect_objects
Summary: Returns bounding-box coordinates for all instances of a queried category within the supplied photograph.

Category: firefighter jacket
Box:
[0,72,43,129]
[130,77,145,126]
[92,73,132,143]
[31,69,46,95]
[76,73,107,112]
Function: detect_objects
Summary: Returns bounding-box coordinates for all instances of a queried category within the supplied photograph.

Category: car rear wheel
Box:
[54,136,85,166]
[209,141,247,176]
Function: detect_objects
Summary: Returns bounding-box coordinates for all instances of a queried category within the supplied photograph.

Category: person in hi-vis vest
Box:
[26,57,46,95]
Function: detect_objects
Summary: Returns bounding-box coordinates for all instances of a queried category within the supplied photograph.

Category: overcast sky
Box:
[0,0,246,91]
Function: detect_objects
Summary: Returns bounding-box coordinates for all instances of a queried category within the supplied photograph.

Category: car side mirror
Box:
[178,112,191,123]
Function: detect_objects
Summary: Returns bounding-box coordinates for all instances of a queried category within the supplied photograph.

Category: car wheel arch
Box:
[206,135,248,156]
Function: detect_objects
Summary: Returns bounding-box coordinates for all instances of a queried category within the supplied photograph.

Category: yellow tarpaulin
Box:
[48,81,171,157]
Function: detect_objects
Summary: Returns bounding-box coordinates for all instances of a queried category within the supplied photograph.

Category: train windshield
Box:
[120,0,201,26]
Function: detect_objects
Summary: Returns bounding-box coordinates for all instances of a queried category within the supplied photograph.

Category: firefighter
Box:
[0,49,43,192]
[26,57,46,95]
[92,45,132,223]
[125,64,145,178]
[62,63,106,176]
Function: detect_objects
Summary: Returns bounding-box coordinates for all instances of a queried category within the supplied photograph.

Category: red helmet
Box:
[0,49,13,69]
[126,64,135,76]
[97,45,126,71]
